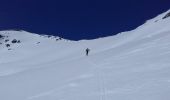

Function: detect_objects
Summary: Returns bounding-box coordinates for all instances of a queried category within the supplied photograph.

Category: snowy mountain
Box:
[0,9,170,100]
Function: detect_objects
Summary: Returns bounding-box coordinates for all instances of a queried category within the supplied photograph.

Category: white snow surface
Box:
[0,10,170,100]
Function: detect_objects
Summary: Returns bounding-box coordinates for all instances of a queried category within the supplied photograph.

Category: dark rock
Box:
[11,39,18,43]
[163,12,170,19]
[17,40,21,43]
[5,39,9,42]
[0,34,4,39]
[6,44,10,47]
[48,35,51,38]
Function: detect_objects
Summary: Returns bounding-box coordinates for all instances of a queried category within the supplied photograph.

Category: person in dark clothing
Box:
[86,48,90,56]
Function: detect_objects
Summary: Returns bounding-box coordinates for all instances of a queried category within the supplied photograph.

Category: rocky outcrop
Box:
[163,12,170,19]
[0,34,4,39]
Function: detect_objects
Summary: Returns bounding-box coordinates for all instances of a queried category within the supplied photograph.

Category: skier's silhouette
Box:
[86,48,90,56]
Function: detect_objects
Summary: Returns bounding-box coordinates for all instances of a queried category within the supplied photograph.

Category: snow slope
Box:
[0,10,170,100]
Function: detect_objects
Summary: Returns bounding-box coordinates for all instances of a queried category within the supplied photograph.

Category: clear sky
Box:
[0,0,170,40]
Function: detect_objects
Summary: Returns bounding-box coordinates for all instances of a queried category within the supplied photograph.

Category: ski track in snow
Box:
[1,9,170,100]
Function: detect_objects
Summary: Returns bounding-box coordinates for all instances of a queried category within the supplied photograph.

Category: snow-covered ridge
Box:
[0,9,170,100]
[144,9,170,24]
[0,30,67,50]
[0,30,64,42]
[0,8,170,48]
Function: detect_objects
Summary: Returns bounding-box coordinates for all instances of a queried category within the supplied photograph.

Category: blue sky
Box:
[0,0,169,40]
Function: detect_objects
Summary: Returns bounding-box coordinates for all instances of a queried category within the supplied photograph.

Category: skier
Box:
[86,48,90,56]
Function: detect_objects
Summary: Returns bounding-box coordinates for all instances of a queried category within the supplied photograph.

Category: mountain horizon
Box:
[1,8,170,41]
[0,0,170,40]
[0,9,170,100]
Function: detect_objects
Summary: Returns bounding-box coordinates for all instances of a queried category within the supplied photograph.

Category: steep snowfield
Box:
[0,10,170,100]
